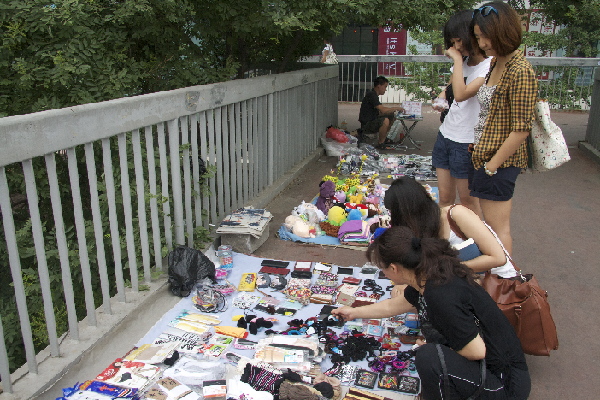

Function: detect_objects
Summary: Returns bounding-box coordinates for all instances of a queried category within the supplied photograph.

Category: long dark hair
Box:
[367,226,477,288]
[383,177,440,238]
[444,10,485,58]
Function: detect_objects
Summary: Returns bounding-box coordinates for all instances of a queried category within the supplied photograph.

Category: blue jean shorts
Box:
[469,165,522,201]
[432,132,472,179]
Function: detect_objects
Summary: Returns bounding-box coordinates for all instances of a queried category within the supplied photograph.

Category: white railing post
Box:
[0,167,37,373]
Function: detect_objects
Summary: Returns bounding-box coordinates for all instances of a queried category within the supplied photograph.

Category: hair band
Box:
[411,237,421,251]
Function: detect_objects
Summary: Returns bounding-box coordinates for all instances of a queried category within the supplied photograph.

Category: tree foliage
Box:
[0,0,477,116]
[0,0,238,117]
[511,0,600,57]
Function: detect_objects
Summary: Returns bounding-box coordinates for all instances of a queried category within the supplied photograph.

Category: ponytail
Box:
[367,226,477,287]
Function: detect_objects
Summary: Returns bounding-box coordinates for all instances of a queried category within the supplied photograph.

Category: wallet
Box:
[400,334,424,345]
[261,259,290,268]
[291,270,312,279]
[351,299,376,308]
[336,293,356,306]
[342,277,361,285]
[259,266,290,275]
[337,267,354,275]
[294,261,312,272]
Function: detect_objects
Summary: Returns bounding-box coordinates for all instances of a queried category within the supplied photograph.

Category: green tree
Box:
[1,0,478,116]
[512,0,600,57]
[0,0,238,117]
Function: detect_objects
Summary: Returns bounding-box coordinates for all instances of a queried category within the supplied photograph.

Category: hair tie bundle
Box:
[411,237,421,251]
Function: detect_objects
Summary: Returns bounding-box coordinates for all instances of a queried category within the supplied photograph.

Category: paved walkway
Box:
[254,103,600,399]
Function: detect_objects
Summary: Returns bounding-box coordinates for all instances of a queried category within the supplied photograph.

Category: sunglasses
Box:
[473,5,498,18]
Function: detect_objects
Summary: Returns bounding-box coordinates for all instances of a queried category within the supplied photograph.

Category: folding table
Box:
[395,114,424,149]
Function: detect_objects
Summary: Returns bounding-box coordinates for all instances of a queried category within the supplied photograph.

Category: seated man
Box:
[359,76,405,148]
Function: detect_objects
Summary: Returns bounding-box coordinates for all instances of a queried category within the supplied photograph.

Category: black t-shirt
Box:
[404,277,527,376]
[358,89,381,124]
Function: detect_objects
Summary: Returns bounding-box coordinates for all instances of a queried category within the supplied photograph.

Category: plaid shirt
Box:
[472,52,538,169]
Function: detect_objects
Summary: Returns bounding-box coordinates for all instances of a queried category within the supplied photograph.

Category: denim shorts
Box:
[469,165,522,201]
[432,132,472,179]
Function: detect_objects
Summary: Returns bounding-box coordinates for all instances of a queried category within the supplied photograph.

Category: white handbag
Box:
[324,52,338,64]
[529,99,570,172]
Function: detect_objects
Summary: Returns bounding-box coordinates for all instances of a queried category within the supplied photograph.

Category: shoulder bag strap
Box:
[465,359,487,400]
[446,204,468,241]
[480,222,522,274]
[436,344,451,399]
[437,341,488,400]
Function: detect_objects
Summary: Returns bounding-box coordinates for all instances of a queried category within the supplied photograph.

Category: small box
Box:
[238,273,257,291]
[220,225,270,254]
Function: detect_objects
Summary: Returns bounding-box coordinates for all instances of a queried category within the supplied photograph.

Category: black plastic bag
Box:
[167,246,216,297]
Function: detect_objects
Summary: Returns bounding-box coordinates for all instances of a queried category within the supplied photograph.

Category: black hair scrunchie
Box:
[411,237,421,251]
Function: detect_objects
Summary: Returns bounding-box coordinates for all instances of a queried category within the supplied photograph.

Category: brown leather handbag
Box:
[446,205,559,356]
[481,261,559,356]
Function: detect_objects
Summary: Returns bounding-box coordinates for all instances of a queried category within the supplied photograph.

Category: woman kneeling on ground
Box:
[333,226,530,399]
[384,177,516,277]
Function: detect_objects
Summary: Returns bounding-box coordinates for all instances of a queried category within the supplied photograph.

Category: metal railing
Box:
[0,66,338,397]
[305,55,600,110]
[584,68,600,156]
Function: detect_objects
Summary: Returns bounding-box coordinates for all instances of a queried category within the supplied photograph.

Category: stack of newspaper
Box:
[216,207,272,239]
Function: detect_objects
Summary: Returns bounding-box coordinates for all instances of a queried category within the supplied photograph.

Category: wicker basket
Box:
[320,221,340,238]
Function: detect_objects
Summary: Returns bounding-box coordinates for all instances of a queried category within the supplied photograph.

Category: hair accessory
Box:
[473,4,498,18]
[270,275,288,290]
[411,237,421,251]
[354,369,377,389]
[256,273,271,288]
[378,373,399,390]
[397,376,421,395]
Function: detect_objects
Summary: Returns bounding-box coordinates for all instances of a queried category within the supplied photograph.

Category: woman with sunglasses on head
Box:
[333,226,531,400]
[469,2,538,256]
[432,10,491,215]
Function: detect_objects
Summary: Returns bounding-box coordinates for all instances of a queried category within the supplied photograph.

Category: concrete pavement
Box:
[254,103,600,399]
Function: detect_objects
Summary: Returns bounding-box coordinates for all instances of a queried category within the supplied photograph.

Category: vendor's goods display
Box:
[337,154,436,181]
[56,251,422,400]
[278,174,436,247]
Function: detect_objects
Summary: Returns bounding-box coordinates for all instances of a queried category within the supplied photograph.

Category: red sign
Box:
[378,27,407,76]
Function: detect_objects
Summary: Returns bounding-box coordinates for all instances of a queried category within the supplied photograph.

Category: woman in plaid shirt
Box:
[469,2,538,255]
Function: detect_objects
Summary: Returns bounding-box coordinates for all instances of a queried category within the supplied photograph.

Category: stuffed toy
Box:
[347,209,363,221]
[284,215,315,238]
[284,215,298,230]
[364,194,379,205]
[333,190,346,203]
[293,201,326,222]
[315,181,336,214]
[327,206,347,226]
[379,215,391,227]
[348,193,363,204]
[345,202,367,211]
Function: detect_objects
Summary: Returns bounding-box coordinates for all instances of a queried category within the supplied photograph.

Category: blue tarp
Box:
[277,225,341,245]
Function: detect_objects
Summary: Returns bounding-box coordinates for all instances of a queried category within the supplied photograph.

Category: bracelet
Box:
[484,162,497,176]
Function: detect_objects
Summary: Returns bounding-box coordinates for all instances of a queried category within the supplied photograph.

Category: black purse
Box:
[440,83,454,123]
